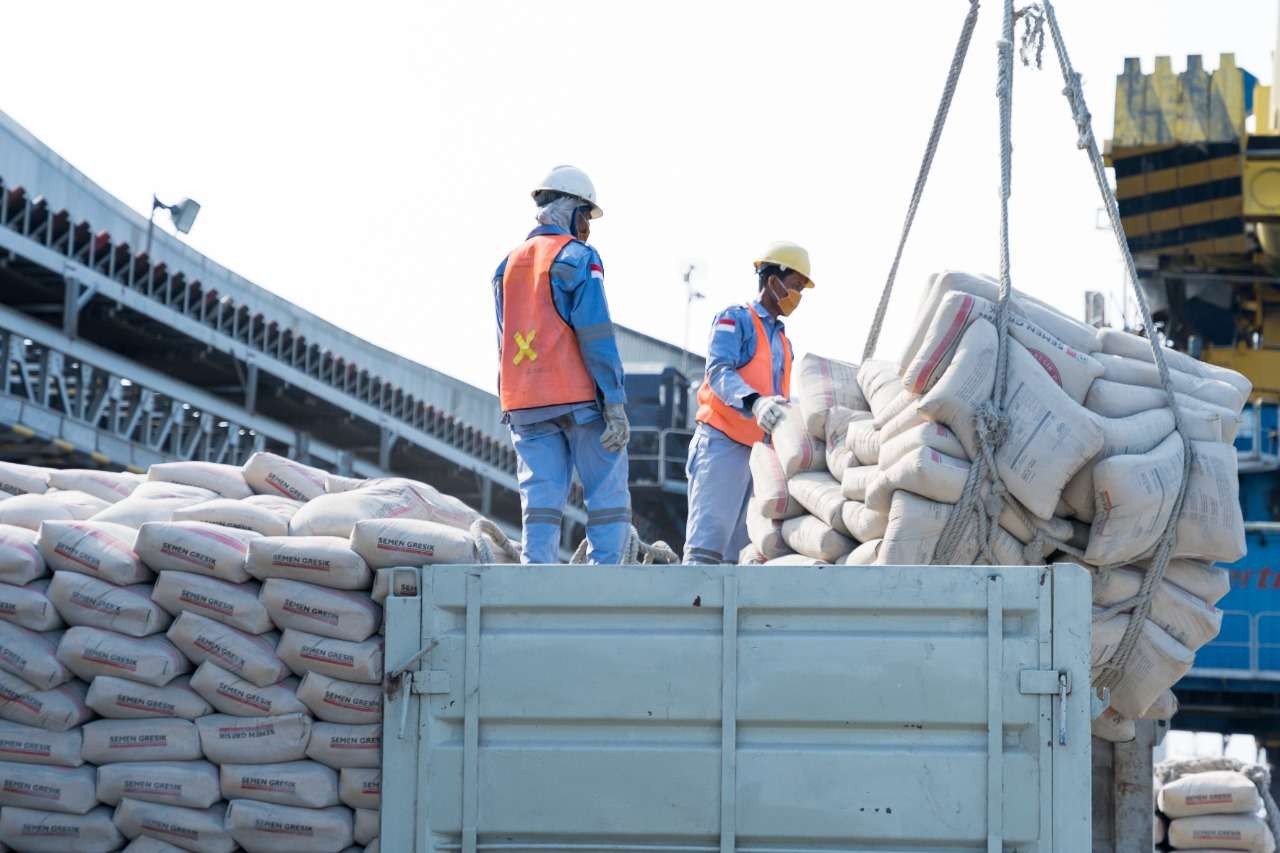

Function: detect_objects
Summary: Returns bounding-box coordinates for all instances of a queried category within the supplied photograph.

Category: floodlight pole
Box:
[145,195,165,260]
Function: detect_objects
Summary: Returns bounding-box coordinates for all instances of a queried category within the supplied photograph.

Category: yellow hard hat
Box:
[754,241,814,288]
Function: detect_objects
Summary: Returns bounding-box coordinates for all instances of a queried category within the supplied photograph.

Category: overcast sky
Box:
[5,1,1276,393]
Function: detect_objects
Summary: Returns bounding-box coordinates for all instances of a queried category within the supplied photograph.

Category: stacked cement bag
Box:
[1156,766,1277,851]
[0,452,510,851]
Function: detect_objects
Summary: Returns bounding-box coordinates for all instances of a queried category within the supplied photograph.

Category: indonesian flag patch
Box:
[715,317,736,335]
[589,263,604,281]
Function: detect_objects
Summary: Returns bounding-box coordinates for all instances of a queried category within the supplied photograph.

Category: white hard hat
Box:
[532,165,603,219]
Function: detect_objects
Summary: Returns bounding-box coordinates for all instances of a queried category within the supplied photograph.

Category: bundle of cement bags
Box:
[1155,768,1276,851]
[0,452,508,851]
[744,271,1247,737]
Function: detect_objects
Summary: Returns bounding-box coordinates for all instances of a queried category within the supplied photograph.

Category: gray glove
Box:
[599,403,631,452]
[751,395,787,433]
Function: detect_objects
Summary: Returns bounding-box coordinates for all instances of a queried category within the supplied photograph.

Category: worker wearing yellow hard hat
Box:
[682,241,813,564]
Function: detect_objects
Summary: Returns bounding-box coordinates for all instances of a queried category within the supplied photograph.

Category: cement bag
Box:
[1060,408,1176,521]
[354,807,378,845]
[151,572,271,635]
[1158,770,1261,818]
[85,675,211,721]
[1092,615,1193,718]
[1095,352,1245,413]
[749,444,804,520]
[225,800,354,853]
[0,623,68,690]
[172,499,290,538]
[134,521,258,583]
[47,469,143,504]
[875,492,949,565]
[0,579,62,632]
[296,672,382,725]
[1085,432,1185,566]
[0,525,44,586]
[1174,440,1246,563]
[864,447,970,513]
[770,406,826,478]
[47,572,170,637]
[844,539,882,565]
[0,805,122,852]
[1085,380,1240,441]
[367,838,381,853]
[289,477,479,538]
[167,612,288,688]
[1167,814,1269,851]
[841,501,889,542]
[878,422,967,470]
[846,419,880,466]
[112,799,233,853]
[0,491,107,531]
[242,452,329,502]
[1090,708,1135,743]
[325,474,365,493]
[0,721,82,767]
[260,580,381,642]
[856,360,903,420]
[787,473,849,535]
[745,503,790,560]
[189,662,304,718]
[1141,689,1178,721]
[243,494,304,515]
[740,544,767,565]
[97,760,220,808]
[57,626,190,687]
[81,718,201,764]
[338,768,379,810]
[876,399,927,446]
[1097,326,1253,398]
[37,520,149,586]
[195,712,312,765]
[370,567,418,604]
[89,497,199,530]
[306,722,380,769]
[219,760,339,808]
[149,461,252,500]
[0,672,90,731]
[1155,559,1231,606]
[349,518,477,569]
[246,537,371,590]
[918,318,998,459]
[779,515,854,563]
[1092,568,1222,651]
[841,465,878,502]
[824,408,859,481]
[0,761,95,814]
[872,389,920,432]
[764,554,829,565]
[796,354,865,439]
[0,463,49,498]
[277,630,383,685]
[122,839,189,852]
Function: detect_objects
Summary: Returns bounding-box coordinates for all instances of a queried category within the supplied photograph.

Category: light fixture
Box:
[145,194,201,258]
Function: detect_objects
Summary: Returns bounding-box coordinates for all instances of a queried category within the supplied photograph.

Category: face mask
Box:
[769,276,802,316]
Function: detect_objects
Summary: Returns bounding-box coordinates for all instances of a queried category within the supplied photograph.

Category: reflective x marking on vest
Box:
[512,330,538,365]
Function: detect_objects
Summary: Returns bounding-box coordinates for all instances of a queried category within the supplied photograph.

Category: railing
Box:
[1235,397,1280,474]
[1190,609,1280,681]
[627,426,692,492]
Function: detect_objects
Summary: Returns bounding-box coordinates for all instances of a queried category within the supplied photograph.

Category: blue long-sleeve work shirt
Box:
[493,225,627,425]
[704,300,791,414]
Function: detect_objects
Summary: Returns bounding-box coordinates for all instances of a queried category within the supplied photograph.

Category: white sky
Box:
[5,1,1276,393]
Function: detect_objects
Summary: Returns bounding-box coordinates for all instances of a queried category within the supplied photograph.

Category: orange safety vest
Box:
[499,234,598,412]
[695,306,792,446]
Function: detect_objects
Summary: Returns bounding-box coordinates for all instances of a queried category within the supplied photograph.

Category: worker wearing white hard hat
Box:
[492,165,632,564]
[683,242,813,565]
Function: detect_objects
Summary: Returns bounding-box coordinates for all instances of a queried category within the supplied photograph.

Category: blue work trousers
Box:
[509,410,632,564]
[683,423,752,564]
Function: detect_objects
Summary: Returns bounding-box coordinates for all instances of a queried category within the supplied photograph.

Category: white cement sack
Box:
[996,500,1072,551]
[151,572,271,635]
[770,406,825,479]
[865,447,970,513]
[338,768,379,810]
[277,630,383,685]
[1159,770,1260,818]
[824,408,859,481]
[134,522,258,583]
[1153,559,1231,606]
[47,572,169,637]
[1085,432,1185,566]
[875,492,950,565]
[872,389,919,431]
[195,712,312,765]
[85,675,210,721]
[113,799,233,853]
[243,494,304,515]
[0,804,122,852]
[0,463,49,498]
[325,474,366,493]
[796,354,865,439]
[306,722,380,769]
[242,452,329,502]
[131,482,219,502]
[97,761,220,809]
[353,807,378,845]
[878,422,967,470]
[220,760,339,808]
[370,568,418,605]
[246,537,371,591]
[1092,568,1222,651]
[172,499,290,538]
[745,502,790,560]
[840,465,878,502]
[47,469,143,504]
[189,662,304,718]
[0,580,62,632]
[90,496,204,530]
[0,672,89,731]
[290,477,480,538]
[225,800,353,853]
[1090,708,1135,743]
[749,444,804,520]
[1085,380,1240,442]
[856,360,903,420]
[1141,689,1178,720]
[1060,408,1177,521]
[1095,352,1245,413]
[1092,615,1193,718]
[764,555,829,565]
[366,838,381,853]
[1097,326,1253,397]
[167,612,287,688]
[123,838,189,852]
[1167,814,1269,850]
[840,501,889,542]
[296,673,382,725]
[0,492,107,531]
[876,398,927,444]
[786,473,849,535]
[918,318,998,458]
[37,520,149,586]
[0,721,81,767]
[844,539,882,565]
[739,544,767,565]
[846,419,880,466]
[0,761,95,814]
[349,518,477,569]
[57,626,189,687]
[260,580,381,643]
[81,718,201,764]
[0,526,44,586]
[0,623,68,690]
[1175,440,1246,562]
[779,515,854,563]
[149,461,252,500]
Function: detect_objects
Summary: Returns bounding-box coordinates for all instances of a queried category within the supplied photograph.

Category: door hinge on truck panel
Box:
[1021,669,1071,746]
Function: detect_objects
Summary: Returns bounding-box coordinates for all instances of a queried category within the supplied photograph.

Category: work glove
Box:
[599,403,631,453]
[751,395,787,434]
